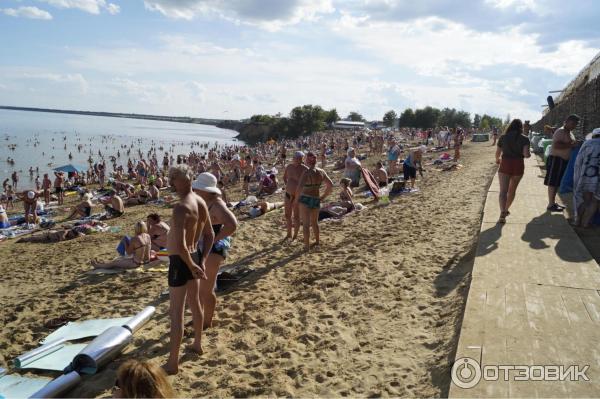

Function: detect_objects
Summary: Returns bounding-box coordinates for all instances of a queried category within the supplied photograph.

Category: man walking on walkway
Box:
[544,114,579,212]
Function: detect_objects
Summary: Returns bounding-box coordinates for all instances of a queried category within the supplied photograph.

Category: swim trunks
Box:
[243,175,251,183]
[55,187,63,194]
[168,252,200,287]
[299,195,320,209]
[403,165,417,180]
[105,205,123,217]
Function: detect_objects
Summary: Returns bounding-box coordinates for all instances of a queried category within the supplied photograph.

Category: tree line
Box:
[242,104,504,142]
[384,107,503,130]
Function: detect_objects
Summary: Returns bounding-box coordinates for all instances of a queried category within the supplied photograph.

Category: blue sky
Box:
[1,0,599,121]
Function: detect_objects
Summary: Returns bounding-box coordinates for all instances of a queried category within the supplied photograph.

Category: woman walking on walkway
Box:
[495,119,531,223]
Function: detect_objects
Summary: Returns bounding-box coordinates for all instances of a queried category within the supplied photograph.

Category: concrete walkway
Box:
[449,156,600,398]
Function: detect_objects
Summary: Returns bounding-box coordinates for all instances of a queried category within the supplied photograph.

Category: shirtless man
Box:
[53,172,65,205]
[283,151,308,240]
[373,161,389,187]
[294,152,333,251]
[42,174,52,205]
[241,156,253,196]
[148,182,160,200]
[147,213,170,250]
[101,189,124,218]
[164,165,214,375]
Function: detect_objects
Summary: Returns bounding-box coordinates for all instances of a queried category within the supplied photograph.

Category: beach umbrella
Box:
[53,164,87,174]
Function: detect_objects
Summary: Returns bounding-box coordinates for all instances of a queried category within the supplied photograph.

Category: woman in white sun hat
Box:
[192,172,238,329]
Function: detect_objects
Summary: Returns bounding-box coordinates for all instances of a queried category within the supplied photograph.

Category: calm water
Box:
[0,109,240,190]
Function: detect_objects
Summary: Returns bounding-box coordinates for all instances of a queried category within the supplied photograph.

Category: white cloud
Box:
[143,0,334,30]
[17,72,89,94]
[1,6,53,20]
[331,16,597,77]
[37,0,120,15]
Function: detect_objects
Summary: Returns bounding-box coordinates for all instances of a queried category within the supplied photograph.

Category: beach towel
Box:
[360,167,380,199]
[116,236,131,256]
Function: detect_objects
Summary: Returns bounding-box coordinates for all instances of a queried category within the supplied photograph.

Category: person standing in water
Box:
[164,165,214,375]
[294,152,333,251]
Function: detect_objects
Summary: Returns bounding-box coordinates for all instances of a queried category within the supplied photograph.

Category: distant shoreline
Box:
[0,105,238,128]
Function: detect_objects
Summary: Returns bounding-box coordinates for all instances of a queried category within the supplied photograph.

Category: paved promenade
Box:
[450,156,600,397]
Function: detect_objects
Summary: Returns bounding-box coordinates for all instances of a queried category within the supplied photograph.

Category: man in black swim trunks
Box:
[164,165,214,375]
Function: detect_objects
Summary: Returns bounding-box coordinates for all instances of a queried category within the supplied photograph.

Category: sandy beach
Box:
[0,142,498,397]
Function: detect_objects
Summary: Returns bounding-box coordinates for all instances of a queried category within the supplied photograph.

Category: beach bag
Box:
[116,235,131,256]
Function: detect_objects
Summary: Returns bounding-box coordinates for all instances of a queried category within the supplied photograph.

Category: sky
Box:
[0,0,599,122]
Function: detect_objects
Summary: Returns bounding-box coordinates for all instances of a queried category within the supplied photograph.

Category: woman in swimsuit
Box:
[192,172,238,329]
[67,193,94,219]
[293,152,333,251]
[91,221,156,269]
[147,213,170,251]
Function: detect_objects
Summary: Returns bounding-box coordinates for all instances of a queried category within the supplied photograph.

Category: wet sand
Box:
[0,142,497,397]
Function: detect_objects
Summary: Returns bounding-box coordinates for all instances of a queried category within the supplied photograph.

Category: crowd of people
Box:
[6,119,600,397]
[495,115,600,227]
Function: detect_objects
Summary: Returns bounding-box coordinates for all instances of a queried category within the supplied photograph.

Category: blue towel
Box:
[559,147,579,194]
[116,236,131,256]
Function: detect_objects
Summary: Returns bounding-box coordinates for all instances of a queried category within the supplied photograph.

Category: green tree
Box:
[414,106,440,129]
[398,108,415,127]
[325,108,340,125]
[347,111,365,122]
[289,104,327,136]
[455,110,472,128]
[480,118,490,130]
[383,110,397,127]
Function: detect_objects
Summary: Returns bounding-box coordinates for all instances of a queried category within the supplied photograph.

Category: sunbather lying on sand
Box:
[18,227,86,243]
[248,201,284,218]
[91,221,157,269]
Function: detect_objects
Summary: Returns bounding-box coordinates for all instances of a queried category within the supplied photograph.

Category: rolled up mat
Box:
[13,339,66,369]
[29,371,81,399]
[71,326,132,375]
[123,306,155,334]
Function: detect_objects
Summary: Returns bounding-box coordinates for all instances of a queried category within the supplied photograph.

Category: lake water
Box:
[0,109,240,190]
